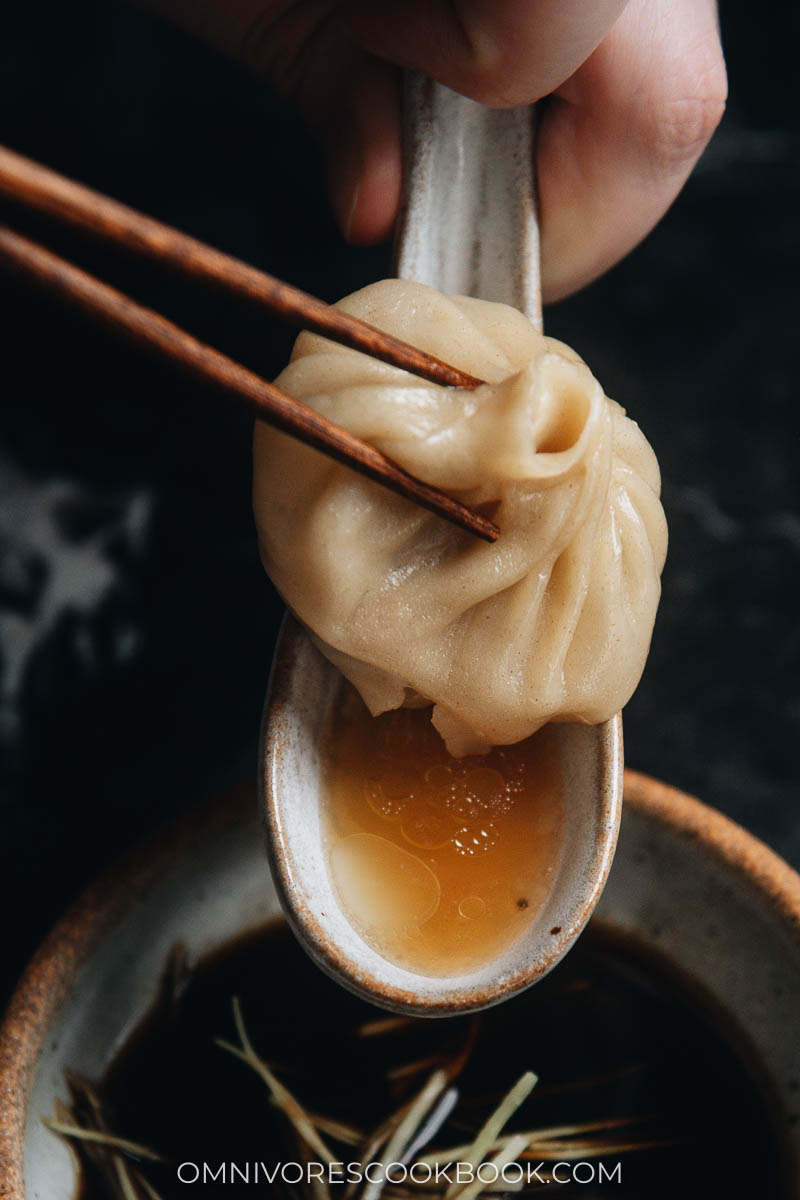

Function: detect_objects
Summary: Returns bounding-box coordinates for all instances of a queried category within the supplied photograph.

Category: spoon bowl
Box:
[261,616,622,1015]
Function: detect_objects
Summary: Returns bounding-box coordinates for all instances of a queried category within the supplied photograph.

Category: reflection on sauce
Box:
[323,685,564,975]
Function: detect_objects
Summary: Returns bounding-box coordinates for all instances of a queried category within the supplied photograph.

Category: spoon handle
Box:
[394,74,541,329]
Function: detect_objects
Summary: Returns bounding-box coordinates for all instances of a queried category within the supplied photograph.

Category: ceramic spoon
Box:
[261,79,623,1016]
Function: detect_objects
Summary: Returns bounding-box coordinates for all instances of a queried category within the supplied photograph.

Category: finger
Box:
[537,0,727,302]
[325,59,403,245]
[343,0,629,107]
[136,0,401,244]
[333,0,625,245]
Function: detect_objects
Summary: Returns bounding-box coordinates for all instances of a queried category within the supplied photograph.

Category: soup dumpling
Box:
[253,279,667,755]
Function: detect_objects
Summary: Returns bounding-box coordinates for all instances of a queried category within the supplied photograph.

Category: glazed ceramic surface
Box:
[395,76,542,326]
[1,771,799,1197]
[260,79,625,1011]
[263,619,622,1014]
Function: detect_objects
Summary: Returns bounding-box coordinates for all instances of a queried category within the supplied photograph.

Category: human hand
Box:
[137,0,726,302]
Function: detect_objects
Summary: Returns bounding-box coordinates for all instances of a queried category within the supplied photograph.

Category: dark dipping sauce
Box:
[74,920,788,1198]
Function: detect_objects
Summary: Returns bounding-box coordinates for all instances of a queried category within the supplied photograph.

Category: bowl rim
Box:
[0,783,251,1200]
[2,769,800,1196]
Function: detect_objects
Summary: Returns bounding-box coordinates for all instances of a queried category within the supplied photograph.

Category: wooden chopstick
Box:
[0,223,499,543]
[0,143,484,391]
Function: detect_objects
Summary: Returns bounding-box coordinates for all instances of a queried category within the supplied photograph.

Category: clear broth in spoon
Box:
[323,684,565,976]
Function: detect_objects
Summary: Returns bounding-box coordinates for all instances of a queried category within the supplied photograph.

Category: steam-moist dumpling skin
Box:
[253,279,667,756]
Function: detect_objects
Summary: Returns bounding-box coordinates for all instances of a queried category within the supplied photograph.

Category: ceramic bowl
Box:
[2,764,800,1197]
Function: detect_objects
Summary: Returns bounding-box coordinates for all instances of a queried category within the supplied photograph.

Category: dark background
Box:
[1,2,798,1006]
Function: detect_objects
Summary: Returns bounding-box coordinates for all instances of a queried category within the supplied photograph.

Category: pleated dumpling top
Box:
[253,280,667,755]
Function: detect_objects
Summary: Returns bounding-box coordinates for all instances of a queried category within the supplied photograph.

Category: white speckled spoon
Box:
[261,78,623,1015]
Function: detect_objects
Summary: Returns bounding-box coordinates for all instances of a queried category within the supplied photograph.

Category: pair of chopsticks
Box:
[0,144,497,543]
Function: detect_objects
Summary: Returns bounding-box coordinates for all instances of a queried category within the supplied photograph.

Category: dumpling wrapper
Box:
[253,280,668,755]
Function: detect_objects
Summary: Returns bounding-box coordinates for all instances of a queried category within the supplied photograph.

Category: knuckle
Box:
[443,16,536,108]
[643,57,728,168]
